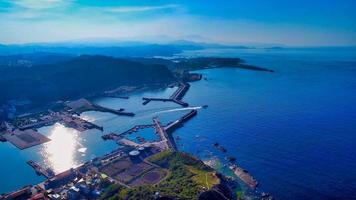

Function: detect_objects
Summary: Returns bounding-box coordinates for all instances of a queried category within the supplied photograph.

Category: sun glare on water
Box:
[41,123,81,173]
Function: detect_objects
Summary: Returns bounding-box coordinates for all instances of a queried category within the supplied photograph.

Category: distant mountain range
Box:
[0,40,253,58]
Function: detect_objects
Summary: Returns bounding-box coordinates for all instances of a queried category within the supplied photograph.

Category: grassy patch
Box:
[100,151,221,200]
[188,166,220,190]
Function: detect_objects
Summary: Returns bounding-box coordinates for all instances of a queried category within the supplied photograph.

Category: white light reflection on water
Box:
[41,123,81,173]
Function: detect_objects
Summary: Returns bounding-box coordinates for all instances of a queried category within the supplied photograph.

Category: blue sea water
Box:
[177,47,356,199]
[1,47,356,199]
[0,86,190,194]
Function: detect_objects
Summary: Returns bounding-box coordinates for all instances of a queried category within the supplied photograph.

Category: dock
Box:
[27,160,55,179]
[229,164,258,189]
[142,82,190,107]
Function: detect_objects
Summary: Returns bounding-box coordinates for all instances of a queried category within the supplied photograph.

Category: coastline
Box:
[0,59,275,199]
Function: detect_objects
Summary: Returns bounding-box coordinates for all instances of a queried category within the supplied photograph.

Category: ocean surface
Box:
[1,47,356,199]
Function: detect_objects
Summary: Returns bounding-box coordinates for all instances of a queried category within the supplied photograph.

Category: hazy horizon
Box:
[0,0,355,46]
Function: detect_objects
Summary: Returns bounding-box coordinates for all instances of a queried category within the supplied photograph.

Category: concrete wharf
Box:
[27,160,55,179]
[153,118,177,151]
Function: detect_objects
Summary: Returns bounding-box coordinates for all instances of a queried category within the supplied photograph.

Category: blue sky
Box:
[0,0,355,46]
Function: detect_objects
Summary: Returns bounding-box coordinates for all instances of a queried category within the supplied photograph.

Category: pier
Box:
[27,160,55,179]
[142,82,190,107]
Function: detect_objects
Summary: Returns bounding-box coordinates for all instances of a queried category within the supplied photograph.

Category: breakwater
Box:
[142,82,190,107]
[165,109,197,133]
[92,103,135,117]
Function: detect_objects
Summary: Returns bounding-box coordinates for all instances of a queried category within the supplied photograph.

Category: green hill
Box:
[0,55,175,106]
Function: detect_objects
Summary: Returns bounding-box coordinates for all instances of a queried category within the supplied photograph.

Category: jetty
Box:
[229,164,258,189]
[142,82,190,107]
[165,109,197,133]
[66,98,135,117]
[27,160,55,179]
[92,103,135,117]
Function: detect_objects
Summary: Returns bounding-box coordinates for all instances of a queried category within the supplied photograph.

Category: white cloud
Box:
[105,4,179,13]
[0,3,354,46]
[4,0,72,9]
